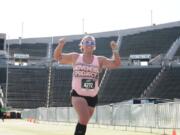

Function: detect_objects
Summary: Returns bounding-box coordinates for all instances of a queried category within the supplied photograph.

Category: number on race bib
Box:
[81,79,95,89]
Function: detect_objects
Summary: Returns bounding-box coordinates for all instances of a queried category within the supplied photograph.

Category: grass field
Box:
[0,119,177,135]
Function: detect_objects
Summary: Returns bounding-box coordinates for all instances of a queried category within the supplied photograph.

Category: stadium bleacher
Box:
[146,65,180,99]
[50,66,73,107]
[98,66,161,105]
[6,66,48,108]
[9,43,48,57]
[120,26,180,57]
[0,66,6,88]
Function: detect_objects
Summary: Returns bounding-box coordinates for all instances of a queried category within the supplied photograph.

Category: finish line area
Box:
[0,119,174,135]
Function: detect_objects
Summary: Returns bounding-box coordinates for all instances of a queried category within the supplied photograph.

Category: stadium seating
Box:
[0,51,7,65]
[174,44,180,56]
[120,27,180,57]
[6,66,48,108]
[0,66,6,85]
[9,43,48,57]
[49,66,73,107]
[146,65,180,99]
[98,66,161,105]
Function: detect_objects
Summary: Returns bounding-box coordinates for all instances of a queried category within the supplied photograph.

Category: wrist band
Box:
[112,49,119,54]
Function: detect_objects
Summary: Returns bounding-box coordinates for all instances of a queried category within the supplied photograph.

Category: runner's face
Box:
[82,37,95,53]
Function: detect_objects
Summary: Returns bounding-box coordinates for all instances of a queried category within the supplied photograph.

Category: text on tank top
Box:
[72,54,100,96]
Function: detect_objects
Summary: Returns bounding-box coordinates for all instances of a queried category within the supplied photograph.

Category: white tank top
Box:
[72,54,100,97]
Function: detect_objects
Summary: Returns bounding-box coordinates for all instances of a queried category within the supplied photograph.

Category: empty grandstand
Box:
[98,66,161,105]
[6,65,48,108]
[120,26,180,58]
[9,43,48,58]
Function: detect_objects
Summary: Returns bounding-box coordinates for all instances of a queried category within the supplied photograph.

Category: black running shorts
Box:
[70,90,98,107]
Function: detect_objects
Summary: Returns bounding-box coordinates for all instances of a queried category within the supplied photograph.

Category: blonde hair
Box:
[79,35,96,52]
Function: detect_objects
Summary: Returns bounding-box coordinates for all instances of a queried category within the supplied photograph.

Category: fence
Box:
[22,102,180,129]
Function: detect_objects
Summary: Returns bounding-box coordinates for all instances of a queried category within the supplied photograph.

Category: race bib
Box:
[81,79,95,89]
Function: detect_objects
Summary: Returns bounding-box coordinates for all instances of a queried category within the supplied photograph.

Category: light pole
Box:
[46,37,53,108]
[21,22,24,38]
[5,36,10,108]
[82,18,85,34]
[150,10,153,26]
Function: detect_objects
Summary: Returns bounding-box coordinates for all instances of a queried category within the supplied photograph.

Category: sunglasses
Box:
[81,40,96,46]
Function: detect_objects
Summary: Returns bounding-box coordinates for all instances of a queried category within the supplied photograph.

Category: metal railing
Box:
[22,102,180,129]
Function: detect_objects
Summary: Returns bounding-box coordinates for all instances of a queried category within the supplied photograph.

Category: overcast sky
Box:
[0,0,180,39]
